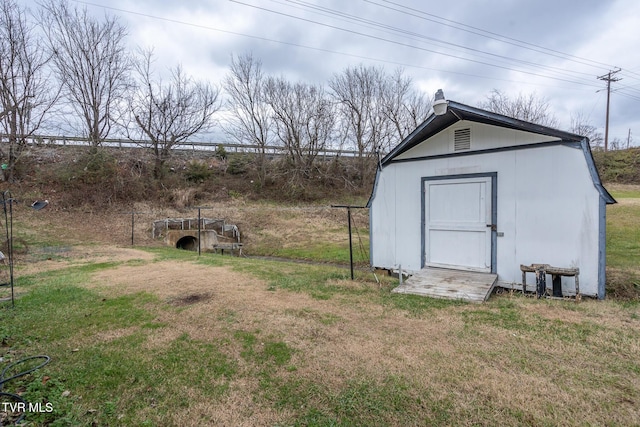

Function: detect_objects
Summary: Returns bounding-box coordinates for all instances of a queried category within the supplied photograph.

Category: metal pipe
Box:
[348,207,353,280]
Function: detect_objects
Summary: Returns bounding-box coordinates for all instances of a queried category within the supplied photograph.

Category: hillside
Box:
[9,144,638,210]
[11,145,374,209]
[592,147,640,184]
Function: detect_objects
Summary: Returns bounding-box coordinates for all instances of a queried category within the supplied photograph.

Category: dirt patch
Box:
[87,259,467,383]
[168,292,213,306]
[90,261,261,300]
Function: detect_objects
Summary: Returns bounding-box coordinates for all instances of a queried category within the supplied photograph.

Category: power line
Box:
[230,0,603,88]
[273,0,600,85]
[614,90,640,103]
[72,0,601,90]
[367,0,620,72]
[74,0,640,114]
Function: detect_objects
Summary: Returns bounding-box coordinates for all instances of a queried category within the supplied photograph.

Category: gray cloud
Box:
[23,0,640,143]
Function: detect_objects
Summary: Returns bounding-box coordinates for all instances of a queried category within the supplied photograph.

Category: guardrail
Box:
[1,134,361,158]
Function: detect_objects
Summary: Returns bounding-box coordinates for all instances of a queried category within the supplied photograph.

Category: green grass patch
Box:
[545,318,602,343]
[198,254,372,300]
[610,189,640,198]
[606,195,640,300]
[250,238,370,266]
[460,304,528,332]
[607,203,640,270]
[261,341,294,366]
[3,266,155,345]
[234,330,294,367]
[265,374,432,426]
[0,262,241,425]
[143,246,220,263]
[382,292,466,316]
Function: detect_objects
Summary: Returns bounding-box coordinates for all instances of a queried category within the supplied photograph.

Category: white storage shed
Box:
[368,99,615,299]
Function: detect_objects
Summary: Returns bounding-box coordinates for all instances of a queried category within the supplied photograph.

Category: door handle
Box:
[486,224,497,231]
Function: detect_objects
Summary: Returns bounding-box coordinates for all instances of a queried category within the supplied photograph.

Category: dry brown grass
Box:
[606,183,640,194]
[51,254,637,426]
[15,196,366,256]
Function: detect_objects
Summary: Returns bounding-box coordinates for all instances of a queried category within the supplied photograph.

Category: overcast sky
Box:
[29,0,640,145]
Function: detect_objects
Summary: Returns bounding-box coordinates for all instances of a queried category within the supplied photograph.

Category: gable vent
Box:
[454,128,471,151]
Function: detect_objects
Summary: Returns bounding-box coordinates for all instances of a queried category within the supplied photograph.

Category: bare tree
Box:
[570,112,603,149]
[480,89,559,128]
[39,0,131,147]
[329,65,390,181]
[129,49,221,179]
[0,0,57,181]
[330,65,386,156]
[223,53,273,186]
[265,77,334,179]
[330,65,429,179]
[381,68,431,145]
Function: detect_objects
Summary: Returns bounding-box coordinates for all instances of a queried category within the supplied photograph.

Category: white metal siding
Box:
[369,166,397,269]
[370,144,601,296]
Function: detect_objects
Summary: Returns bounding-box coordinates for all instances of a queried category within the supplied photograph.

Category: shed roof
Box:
[378,100,615,204]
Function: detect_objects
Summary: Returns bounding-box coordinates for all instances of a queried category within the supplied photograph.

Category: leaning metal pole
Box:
[331,205,366,280]
[2,191,14,307]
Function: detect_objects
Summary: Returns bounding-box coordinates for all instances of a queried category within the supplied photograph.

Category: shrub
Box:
[226,153,251,175]
[215,145,227,160]
[184,160,213,182]
[77,149,119,186]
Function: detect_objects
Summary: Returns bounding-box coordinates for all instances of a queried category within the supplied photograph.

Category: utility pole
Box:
[598,68,621,152]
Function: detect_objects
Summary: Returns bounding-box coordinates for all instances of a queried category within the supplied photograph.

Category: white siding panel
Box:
[392,163,424,271]
[395,128,450,160]
[511,147,600,295]
[370,166,397,269]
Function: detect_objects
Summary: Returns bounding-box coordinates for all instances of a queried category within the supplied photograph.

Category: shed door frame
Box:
[421,173,497,273]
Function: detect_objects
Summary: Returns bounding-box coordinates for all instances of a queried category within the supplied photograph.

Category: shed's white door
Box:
[424,177,492,272]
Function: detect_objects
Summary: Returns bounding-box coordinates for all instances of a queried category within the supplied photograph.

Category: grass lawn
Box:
[1,244,639,426]
[0,188,638,425]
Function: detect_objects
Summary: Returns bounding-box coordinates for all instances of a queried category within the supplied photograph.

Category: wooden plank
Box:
[392,267,497,303]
